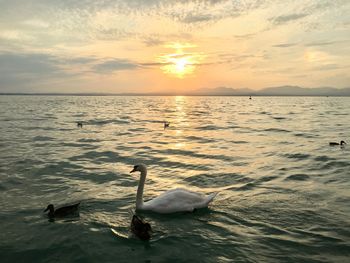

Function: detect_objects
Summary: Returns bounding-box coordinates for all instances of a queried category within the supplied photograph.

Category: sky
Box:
[0,0,349,93]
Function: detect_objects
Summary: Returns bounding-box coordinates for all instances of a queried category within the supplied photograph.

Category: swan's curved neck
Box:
[136,168,147,209]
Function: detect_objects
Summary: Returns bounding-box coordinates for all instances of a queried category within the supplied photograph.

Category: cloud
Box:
[306,40,347,47]
[233,33,258,39]
[273,43,298,48]
[143,36,165,47]
[139,62,169,67]
[22,19,50,28]
[0,0,266,48]
[0,52,105,91]
[179,13,215,23]
[311,64,345,71]
[271,13,308,25]
[0,52,74,91]
[92,59,139,73]
[0,52,61,75]
[63,57,98,64]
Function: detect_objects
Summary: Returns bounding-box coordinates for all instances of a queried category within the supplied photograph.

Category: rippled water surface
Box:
[0,96,349,262]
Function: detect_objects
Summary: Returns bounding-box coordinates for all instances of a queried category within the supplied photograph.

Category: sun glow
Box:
[158,42,204,78]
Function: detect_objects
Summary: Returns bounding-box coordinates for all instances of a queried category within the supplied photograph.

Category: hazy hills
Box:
[189,86,350,96]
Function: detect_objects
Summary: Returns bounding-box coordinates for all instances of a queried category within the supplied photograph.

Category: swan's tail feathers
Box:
[206,192,218,204]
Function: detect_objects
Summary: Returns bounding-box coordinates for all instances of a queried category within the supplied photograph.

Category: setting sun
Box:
[175,58,187,73]
[158,43,204,79]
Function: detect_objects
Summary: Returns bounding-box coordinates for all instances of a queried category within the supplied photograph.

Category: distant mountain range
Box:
[1,85,350,96]
[188,86,350,96]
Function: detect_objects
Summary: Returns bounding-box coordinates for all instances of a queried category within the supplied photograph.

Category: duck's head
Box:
[340,140,346,145]
[130,164,147,173]
[44,204,54,213]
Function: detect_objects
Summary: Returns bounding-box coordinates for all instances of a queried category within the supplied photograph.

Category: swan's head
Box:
[340,140,346,145]
[130,164,147,173]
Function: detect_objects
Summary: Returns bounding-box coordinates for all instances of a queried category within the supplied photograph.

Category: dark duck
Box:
[164,121,170,130]
[44,202,80,218]
[77,122,83,128]
[130,215,152,240]
[329,140,346,146]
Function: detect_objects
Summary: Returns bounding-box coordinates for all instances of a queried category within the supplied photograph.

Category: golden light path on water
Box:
[158,43,205,78]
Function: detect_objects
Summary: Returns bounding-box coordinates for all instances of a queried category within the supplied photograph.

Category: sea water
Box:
[0,95,349,262]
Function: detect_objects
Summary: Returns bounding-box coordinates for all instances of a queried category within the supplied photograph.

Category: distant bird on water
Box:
[329,140,346,146]
[77,122,83,128]
[44,202,80,218]
[130,215,152,240]
[164,121,170,130]
[249,96,252,100]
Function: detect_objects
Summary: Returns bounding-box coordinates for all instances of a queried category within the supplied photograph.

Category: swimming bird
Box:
[77,122,83,128]
[130,164,218,214]
[329,140,346,146]
[44,202,80,218]
[130,215,152,240]
[164,121,170,129]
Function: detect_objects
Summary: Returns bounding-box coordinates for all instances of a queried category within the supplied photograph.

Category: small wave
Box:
[236,176,278,191]
[69,150,120,164]
[196,125,221,130]
[72,113,87,117]
[314,156,335,162]
[228,125,241,129]
[23,126,57,131]
[32,136,55,141]
[61,142,98,149]
[87,119,130,125]
[285,174,310,181]
[283,153,310,160]
[263,128,291,133]
[77,138,102,143]
[293,133,319,138]
[231,140,248,144]
[191,110,210,117]
[272,116,287,120]
[153,148,236,162]
[183,173,247,188]
[185,135,216,143]
[321,161,350,170]
[128,127,147,132]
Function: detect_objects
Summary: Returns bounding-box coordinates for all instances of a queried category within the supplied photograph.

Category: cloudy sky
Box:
[0,0,349,93]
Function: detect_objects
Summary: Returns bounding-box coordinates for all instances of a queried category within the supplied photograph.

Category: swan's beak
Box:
[130,168,136,173]
[44,207,49,212]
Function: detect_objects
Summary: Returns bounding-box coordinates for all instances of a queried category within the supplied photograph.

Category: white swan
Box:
[130,164,218,214]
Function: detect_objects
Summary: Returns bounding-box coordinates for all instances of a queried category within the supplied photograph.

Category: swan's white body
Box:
[131,164,217,214]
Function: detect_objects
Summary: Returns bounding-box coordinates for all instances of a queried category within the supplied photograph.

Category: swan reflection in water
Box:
[110,214,152,241]
[130,214,152,240]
